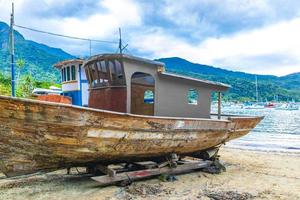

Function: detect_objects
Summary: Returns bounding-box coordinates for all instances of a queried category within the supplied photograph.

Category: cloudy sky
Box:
[1,0,300,76]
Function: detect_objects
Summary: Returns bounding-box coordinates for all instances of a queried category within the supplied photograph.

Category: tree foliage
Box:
[0,72,60,98]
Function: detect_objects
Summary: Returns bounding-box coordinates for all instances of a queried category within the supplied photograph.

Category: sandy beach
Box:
[0,147,299,200]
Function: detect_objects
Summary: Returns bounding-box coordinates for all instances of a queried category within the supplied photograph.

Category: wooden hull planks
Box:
[0,95,263,177]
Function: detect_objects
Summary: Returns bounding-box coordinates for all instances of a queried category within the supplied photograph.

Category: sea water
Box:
[215,107,300,153]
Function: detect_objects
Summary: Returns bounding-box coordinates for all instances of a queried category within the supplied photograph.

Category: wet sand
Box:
[0,147,299,200]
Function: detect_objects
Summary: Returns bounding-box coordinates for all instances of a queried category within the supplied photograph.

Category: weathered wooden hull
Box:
[0,95,263,177]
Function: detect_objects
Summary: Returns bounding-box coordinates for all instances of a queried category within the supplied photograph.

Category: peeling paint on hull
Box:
[0,95,263,177]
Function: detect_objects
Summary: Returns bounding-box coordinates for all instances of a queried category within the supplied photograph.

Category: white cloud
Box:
[0,0,300,75]
[130,18,300,76]
[163,0,273,28]
[0,0,141,55]
[59,0,141,39]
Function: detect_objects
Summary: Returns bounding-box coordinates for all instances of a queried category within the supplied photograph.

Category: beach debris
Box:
[158,174,178,182]
[202,160,226,174]
[203,189,255,200]
[124,183,172,197]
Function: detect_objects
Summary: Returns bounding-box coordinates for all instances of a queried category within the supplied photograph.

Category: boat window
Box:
[90,63,98,87]
[95,62,102,84]
[66,66,70,81]
[109,60,126,86]
[61,68,65,82]
[115,60,125,85]
[109,61,116,83]
[187,89,198,105]
[144,90,154,104]
[99,60,110,86]
[86,59,126,88]
[64,67,66,81]
[85,66,92,85]
[100,60,107,72]
[71,65,76,80]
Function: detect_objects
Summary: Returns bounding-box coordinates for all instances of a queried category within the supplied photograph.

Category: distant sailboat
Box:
[243,76,265,109]
[255,75,259,102]
[244,103,265,109]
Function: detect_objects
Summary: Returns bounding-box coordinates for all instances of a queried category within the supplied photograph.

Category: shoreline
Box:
[0,148,299,200]
[223,145,300,156]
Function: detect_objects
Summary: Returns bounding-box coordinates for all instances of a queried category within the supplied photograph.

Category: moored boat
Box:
[0,54,263,177]
[275,103,299,110]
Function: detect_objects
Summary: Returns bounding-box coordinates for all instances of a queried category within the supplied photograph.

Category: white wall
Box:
[81,82,89,106]
[80,67,87,80]
[156,75,212,118]
[62,81,79,92]
[123,60,212,118]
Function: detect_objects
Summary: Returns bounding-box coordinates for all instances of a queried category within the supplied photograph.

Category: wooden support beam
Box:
[132,161,157,169]
[91,160,212,186]
[218,92,222,119]
[96,164,116,177]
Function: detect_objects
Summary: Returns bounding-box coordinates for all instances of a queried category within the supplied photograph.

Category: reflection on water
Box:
[213,107,300,153]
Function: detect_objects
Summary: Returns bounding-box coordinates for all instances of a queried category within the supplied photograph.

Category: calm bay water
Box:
[215,107,300,153]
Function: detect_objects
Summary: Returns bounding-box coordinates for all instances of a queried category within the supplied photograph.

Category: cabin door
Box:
[131,72,155,116]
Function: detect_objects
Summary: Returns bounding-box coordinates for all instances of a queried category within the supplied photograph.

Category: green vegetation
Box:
[167,69,300,102]
[0,21,299,102]
[0,21,74,82]
[0,73,11,95]
[0,72,60,97]
[159,58,300,102]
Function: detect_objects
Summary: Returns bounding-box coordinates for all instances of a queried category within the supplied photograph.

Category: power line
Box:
[14,24,119,44]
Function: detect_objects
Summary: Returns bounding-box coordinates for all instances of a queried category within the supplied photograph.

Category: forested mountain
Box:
[0,21,74,82]
[157,57,300,101]
[0,21,299,101]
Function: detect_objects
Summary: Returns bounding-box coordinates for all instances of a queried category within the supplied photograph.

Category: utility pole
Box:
[119,28,122,54]
[118,28,128,54]
[89,39,92,57]
[10,3,15,97]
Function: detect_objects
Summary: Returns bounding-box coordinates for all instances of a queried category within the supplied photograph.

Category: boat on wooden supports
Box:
[0,95,262,177]
[0,54,263,177]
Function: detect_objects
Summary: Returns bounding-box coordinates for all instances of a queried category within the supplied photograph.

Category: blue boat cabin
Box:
[54,59,89,106]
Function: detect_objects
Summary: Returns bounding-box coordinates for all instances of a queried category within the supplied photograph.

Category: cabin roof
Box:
[83,53,230,91]
[54,59,84,68]
[158,71,231,91]
[84,54,165,67]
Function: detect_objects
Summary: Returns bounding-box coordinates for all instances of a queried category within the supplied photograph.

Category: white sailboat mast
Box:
[255,75,258,102]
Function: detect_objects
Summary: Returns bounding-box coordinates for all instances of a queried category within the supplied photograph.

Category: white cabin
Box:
[54,59,89,106]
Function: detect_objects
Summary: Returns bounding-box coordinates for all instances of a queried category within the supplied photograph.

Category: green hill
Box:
[157,57,300,102]
[0,21,299,101]
[0,21,74,82]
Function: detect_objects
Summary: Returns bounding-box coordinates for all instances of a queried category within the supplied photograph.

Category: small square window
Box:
[144,90,154,104]
[187,89,198,105]
[71,65,76,80]
[66,66,70,81]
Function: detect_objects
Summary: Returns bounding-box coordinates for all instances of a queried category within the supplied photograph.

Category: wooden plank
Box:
[96,165,116,177]
[91,160,212,186]
[132,161,158,169]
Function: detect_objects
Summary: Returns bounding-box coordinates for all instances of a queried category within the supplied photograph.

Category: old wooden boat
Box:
[0,54,263,177]
[0,95,262,177]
